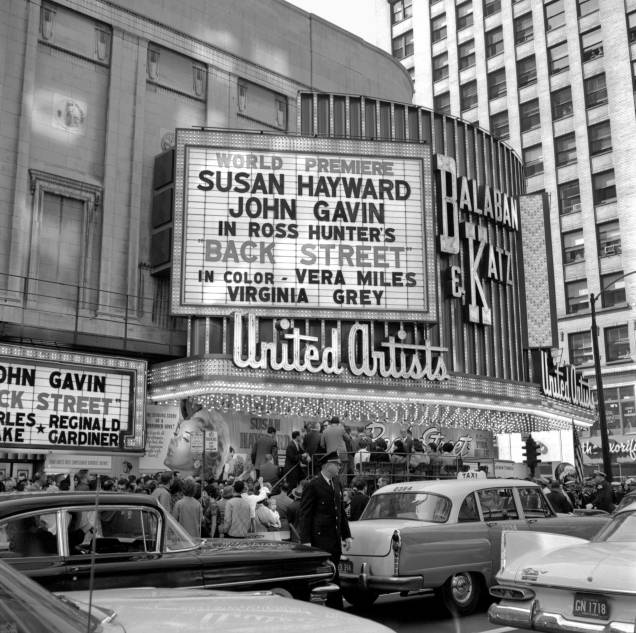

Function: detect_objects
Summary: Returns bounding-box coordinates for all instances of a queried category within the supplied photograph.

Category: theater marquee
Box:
[172,130,437,321]
[0,344,146,452]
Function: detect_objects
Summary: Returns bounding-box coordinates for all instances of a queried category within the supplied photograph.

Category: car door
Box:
[0,510,67,588]
[476,486,528,578]
[61,505,203,592]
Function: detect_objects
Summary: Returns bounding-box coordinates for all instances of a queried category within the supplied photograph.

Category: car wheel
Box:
[341,588,379,608]
[439,572,482,616]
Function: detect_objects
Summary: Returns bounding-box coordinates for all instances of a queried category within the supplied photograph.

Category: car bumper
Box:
[339,562,424,593]
[489,600,635,633]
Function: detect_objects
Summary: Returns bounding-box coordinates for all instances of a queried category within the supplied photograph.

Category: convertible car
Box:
[488,500,636,632]
[0,492,334,601]
[0,558,395,633]
[339,479,609,615]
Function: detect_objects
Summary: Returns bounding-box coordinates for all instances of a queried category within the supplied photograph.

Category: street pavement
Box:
[344,591,521,633]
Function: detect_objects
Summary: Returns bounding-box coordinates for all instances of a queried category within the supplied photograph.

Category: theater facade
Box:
[146,94,596,479]
[0,0,596,480]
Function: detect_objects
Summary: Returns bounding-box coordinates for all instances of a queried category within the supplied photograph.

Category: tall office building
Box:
[389,0,636,473]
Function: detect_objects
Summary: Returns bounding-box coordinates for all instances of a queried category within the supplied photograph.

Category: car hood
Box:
[498,532,636,592]
[62,588,396,633]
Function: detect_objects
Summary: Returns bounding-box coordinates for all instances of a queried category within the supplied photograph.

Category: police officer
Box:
[299,451,352,608]
[590,470,615,513]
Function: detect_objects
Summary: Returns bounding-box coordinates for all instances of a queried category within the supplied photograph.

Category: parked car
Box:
[488,500,636,632]
[0,492,334,601]
[338,479,610,615]
[0,558,395,633]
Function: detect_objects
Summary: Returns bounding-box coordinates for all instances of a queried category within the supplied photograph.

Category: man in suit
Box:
[303,421,322,476]
[251,426,278,477]
[284,430,305,489]
[299,451,352,609]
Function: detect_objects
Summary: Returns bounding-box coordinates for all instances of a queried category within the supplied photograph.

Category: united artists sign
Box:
[538,350,593,410]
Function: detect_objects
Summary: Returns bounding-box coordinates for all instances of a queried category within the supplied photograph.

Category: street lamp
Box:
[589,269,636,483]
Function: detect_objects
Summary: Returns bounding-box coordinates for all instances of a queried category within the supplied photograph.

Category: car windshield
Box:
[360,492,451,522]
[0,559,100,633]
[593,509,636,543]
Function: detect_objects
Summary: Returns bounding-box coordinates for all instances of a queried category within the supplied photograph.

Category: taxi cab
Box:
[339,478,608,615]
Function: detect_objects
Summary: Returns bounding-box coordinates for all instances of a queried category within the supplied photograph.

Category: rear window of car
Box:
[360,492,451,522]
[477,487,519,520]
[594,510,636,543]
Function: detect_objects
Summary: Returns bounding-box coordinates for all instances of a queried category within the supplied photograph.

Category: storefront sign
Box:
[583,436,636,461]
[172,131,437,321]
[538,350,593,410]
[0,344,146,452]
[233,312,448,381]
[435,154,519,326]
[45,453,113,472]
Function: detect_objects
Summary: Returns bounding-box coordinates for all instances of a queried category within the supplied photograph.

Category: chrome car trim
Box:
[509,581,636,597]
[489,601,635,633]
[202,571,335,589]
[339,569,425,593]
[489,584,535,600]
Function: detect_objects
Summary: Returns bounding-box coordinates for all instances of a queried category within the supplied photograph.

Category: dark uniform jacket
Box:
[284,440,304,489]
[299,474,351,558]
[592,479,615,513]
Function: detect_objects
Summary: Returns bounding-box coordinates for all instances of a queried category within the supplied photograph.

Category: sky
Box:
[284,0,389,49]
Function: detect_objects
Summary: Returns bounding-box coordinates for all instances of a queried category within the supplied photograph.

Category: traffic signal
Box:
[523,436,542,477]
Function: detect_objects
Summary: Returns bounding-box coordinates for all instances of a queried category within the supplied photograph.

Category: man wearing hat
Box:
[590,470,615,513]
[299,452,352,609]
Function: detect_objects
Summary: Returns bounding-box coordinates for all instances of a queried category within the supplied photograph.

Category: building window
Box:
[592,169,616,205]
[487,67,506,99]
[581,28,603,62]
[28,170,102,312]
[517,55,537,87]
[563,229,585,264]
[601,272,626,308]
[514,13,534,44]
[456,1,473,30]
[486,26,504,58]
[434,91,451,114]
[551,86,573,120]
[558,180,581,215]
[458,39,475,70]
[483,0,501,17]
[461,80,478,111]
[490,111,509,139]
[548,41,569,74]
[588,120,612,156]
[569,331,593,367]
[433,52,449,82]
[523,144,543,177]
[577,0,599,17]
[555,132,577,167]
[392,30,414,59]
[605,325,630,362]
[602,386,636,434]
[597,220,621,258]
[584,73,608,108]
[520,99,540,132]
[632,61,636,92]
[237,79,287,130]
[545,0,565,31]
[431,13,447,42]
[391,0,412,24]
[628,11,636,43]
[566,279,589,314]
